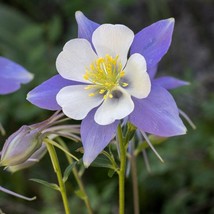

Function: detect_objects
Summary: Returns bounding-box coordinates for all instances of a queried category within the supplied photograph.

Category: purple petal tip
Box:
[0,57,34,94]
[75,11,84,18]
[83,159,90,168]
[168,17,175,23]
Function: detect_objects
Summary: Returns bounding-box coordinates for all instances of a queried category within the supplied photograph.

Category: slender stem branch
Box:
[45,139,70,214]
[44,138,79,161]
[0,123,6,135]
[130,152,139,214]
[57,138,93,214]
[117,125,126,214]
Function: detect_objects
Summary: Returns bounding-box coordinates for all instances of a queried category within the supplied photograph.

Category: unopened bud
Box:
[6,143,47,173]
[0,111,80,172]
[0,125,42,167]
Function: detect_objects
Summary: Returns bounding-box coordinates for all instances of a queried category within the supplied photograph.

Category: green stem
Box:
[117,125,126,214]
[0,123,5,135]
[57,138,93,214]
[130,153,139,214]
[45,139,70,214]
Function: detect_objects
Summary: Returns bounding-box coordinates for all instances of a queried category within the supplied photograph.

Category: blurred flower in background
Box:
[0,56,33,95]
[0,56,33,135]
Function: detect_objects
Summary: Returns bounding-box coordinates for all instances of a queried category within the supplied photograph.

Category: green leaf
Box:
[91,155,115,169]
[30,178,59,191]
[74,189,85,200]
[108,169,116,178]
[125,122,137,143]
[63,162,77,183]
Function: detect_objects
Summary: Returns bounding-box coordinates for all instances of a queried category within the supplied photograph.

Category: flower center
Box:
[83,55,128,99]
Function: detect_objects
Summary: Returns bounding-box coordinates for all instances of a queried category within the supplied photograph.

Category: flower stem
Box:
[0,123,6,135]
[57,138,93,214]
[117,124,126,214]
[130,152,139,214]
[45,139,70,214]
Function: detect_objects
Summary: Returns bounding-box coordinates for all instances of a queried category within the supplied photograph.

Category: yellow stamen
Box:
[122,82,128,87]
[84,54,126,99]
[120,71,125,77]
[99,89,106,94]
[89,93,95,97]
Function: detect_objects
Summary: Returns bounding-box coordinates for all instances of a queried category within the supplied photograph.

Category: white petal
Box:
[92,24,134,68]
[56,39,97,82]
[123,53,151,99]
[94,87,134,125]
[56,85,103,120]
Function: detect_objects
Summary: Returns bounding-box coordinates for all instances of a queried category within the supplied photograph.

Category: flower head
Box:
[56,24,151,125]
[0,57,33,94]
[27,11,187,167]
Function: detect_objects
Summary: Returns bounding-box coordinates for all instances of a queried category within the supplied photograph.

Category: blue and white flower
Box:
[27,11,187,166]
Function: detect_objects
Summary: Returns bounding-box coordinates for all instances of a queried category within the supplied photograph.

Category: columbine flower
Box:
[56,24,151,125]
[0,111,80,172]
[27,11,187,167]
[0,57,33,94]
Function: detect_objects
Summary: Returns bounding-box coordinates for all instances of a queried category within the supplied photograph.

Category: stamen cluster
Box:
[83,55,128,99]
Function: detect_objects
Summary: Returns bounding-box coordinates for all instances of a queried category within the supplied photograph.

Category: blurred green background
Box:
[0,0,214,213]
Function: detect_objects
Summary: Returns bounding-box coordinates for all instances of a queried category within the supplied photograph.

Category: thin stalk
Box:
[0,123,5,135]
[45,139,70,214]
[45,138,79,161]
[57,138,93,214]
[0,186,36,201]
[117,125,126,214]
[130,153,139,214]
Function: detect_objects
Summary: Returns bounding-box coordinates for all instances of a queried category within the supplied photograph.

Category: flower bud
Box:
[6,143,47,173]
[0,111,80,171]
[0,125,42,167]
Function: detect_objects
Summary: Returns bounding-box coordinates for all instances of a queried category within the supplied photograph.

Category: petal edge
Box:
[27,75,75,110]
[130,84,187,137]
[81,110,118,167]
[130,18,175,68]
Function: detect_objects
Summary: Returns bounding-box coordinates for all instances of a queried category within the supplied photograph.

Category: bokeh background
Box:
[0,0,214,213]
